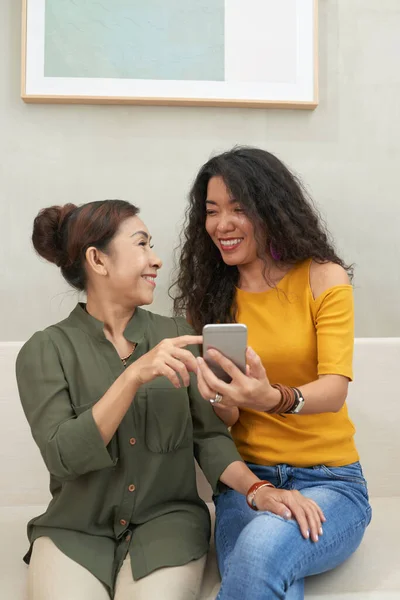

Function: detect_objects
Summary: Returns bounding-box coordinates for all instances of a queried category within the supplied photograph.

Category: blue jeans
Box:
[215,462,372,600]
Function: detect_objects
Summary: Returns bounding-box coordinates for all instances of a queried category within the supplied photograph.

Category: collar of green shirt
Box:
[69,303,149,344]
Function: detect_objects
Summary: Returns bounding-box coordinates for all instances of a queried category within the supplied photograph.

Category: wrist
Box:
[212,404,239,418]
[246,480,275,510]
[220,464,259,496]
[125,364,141,390]
[212,405,239,428]
[264,385,281,411]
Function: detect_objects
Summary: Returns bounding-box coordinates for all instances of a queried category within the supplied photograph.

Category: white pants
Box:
[28,537,207,600]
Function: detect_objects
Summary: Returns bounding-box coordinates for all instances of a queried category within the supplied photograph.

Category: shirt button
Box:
[120,519,127,526]
[129,438,136,445]
[128,484,136,492]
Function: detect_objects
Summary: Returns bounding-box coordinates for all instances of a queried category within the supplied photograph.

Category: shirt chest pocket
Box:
[134,382,193,453]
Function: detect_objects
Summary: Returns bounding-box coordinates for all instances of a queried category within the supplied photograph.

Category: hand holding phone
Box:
[202,324,247,383]
[199,324,278,413]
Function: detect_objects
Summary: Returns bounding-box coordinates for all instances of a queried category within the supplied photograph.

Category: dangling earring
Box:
[270,243,281,262]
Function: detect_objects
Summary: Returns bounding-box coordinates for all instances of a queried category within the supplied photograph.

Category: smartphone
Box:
[202,324,248,383]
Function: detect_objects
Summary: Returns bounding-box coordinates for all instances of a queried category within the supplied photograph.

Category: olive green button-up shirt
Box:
[16,304,242,597]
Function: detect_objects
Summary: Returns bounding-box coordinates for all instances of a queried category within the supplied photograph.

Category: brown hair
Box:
[32,200,139,291]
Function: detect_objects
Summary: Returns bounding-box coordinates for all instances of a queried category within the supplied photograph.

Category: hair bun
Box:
[32,203,77,266]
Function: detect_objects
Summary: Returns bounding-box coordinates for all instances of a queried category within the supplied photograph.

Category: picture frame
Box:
[21,0,318,109]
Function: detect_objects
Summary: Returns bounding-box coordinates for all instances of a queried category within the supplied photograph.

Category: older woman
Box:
[17,199,323,600]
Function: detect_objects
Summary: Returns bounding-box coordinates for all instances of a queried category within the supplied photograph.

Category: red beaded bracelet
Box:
[246,480,275,511]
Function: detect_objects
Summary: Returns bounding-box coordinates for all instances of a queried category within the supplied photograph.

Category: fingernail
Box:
[197,357,203,364]
[248,347,256,356]
[314,535,319,542]
[284,511,291,519]
[319,527,323,535]
[306,530,310,539]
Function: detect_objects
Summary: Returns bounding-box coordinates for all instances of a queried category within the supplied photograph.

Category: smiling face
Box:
[97,215,162,307]
[205,176,259,267]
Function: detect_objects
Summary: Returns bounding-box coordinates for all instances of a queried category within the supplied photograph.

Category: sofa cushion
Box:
[2,498,398,600]
[1,339,400,598]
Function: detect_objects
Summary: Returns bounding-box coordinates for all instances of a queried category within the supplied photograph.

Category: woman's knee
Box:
[218,516,301,599]
[230,513,300,572]
[28,537,109,600]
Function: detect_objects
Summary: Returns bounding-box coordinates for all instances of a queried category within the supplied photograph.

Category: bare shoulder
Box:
[309,261,350,299]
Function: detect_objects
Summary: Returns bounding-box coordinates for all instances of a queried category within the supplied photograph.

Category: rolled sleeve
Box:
[16,332,116,482]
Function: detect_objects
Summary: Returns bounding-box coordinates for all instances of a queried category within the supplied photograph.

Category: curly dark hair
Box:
[171,147,353,333]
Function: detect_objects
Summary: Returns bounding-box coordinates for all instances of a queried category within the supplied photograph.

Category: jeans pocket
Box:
[319,462,367,486]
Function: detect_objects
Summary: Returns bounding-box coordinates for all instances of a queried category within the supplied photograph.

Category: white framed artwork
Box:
[22,0,319,109]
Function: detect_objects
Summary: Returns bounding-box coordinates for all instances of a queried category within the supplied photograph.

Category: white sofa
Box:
[1,339,399,600]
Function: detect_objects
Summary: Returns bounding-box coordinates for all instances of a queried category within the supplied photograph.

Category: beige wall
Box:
[1,0,399,341]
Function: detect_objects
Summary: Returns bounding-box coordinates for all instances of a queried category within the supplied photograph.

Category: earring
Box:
[270,243,281,261]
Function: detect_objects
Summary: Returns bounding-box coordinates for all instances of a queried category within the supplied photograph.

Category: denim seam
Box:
[217,521,233,565]
[277,465,283,487]
[216,555,234,600]
[319,465,367,487]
